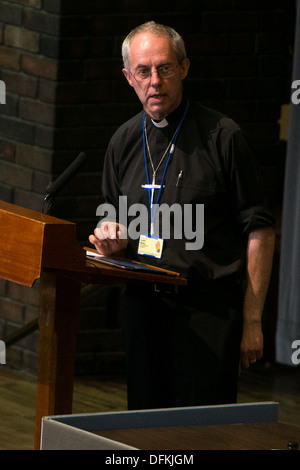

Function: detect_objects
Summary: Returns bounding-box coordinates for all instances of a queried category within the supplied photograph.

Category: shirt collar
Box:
[151,117,169,128]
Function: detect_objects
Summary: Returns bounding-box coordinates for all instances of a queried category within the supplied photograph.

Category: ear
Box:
[180,58,190,80]
[122,68,134,87]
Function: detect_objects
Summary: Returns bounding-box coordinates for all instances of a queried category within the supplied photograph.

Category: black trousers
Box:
[121,281,243,410]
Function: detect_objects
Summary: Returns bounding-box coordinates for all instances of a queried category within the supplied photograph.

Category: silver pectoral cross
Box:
[142,175,161,211]
[141,174,164,235]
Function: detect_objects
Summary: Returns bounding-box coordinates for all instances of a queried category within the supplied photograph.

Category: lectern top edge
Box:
[0,200,74,226]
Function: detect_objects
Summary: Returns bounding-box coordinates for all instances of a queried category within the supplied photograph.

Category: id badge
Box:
[138,234,164,259]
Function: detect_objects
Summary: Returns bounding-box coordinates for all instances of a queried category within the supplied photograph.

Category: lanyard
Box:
[142,100,189,235]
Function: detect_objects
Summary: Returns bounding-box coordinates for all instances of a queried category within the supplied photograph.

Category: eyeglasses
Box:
[130,64,180,82]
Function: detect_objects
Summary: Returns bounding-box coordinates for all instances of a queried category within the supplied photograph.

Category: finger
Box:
[116,223,128,240]
[89,234,107,254]
[94,226,109,240]
[106,223,118,239]
[96,223,118,240]
[241,356,250,369]
[89,234,98,245]
[240,353,255,369]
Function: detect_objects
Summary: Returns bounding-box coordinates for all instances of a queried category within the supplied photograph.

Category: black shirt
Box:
[101,99,275,284]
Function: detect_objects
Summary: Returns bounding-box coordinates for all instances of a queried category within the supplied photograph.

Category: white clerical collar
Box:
[151,117,169,128]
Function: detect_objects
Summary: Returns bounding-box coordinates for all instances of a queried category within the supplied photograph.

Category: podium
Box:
[0,201,186,449]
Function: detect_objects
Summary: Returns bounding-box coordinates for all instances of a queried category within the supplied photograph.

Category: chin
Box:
[145,101,168,120]
[147,107,168,121]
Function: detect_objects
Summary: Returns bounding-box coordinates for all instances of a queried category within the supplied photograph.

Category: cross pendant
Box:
[141,174,161,212]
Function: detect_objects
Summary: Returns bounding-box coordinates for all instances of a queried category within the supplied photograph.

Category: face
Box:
[123,33,190,120]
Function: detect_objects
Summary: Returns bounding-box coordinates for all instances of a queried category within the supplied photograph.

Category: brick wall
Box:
[0,0,294,375]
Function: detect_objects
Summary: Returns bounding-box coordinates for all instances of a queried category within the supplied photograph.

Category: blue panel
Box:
[48,402,278,431]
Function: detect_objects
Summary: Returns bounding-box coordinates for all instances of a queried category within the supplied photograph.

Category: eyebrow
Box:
[134,61,172,70]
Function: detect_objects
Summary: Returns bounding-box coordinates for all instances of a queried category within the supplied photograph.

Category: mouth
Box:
[148,94,166,102]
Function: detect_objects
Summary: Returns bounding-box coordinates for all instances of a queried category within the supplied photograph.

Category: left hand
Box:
[240,320,263,369]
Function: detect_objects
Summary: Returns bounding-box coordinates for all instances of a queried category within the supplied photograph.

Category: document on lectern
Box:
[85,249,180,277]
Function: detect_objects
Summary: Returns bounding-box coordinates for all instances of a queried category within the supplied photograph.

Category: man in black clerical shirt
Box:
[89,21,275,409]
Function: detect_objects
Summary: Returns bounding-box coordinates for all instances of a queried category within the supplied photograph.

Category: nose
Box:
[149,69,162,87]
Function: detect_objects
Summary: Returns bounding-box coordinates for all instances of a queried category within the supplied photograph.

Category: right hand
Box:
[89,221,127,256]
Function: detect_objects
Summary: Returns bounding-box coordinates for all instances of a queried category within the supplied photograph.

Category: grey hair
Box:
[121,21,187,70]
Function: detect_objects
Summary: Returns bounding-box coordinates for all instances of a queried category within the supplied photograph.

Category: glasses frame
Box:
[130,64,181,82]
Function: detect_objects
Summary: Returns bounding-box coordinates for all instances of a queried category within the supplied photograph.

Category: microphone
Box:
[46,151,87,197]
[43,151,87,213]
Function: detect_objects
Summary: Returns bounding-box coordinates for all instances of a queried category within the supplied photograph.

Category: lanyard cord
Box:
[144,119,181,178]
[142,100,189,225]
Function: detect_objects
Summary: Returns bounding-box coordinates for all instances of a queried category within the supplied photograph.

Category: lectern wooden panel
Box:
[0,201,186,449]
[0,200,86,286]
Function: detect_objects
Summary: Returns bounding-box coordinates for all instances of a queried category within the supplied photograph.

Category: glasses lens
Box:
[159,66,176,78]
[134,65,177,81]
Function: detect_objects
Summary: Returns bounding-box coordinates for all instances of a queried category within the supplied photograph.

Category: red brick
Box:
[0,115,36,144]
[38,78,57,103]
[14,188,45,212]
[0,139,16,161]
[32,169,51,193]
[40,34,60,58]
[6,0,41,8]
[0,45,20,70]
[21,53,58,79]
[0,298,24,324]
[1,70,38,98]
[22,352,39,375]
[43,0,60,13]
[23,8,60,35]
[19,97,55,125]
[0,280,8,296]
[6,348,23,370]
[0,160,33,189]
[34,125,55,149]
[1,93,18,117]
[24,304,39,323]
[16,143,52,172]
[4,25,40,53]
[0,2,23,25]
[8,282,40,307]
[0,185,13,202]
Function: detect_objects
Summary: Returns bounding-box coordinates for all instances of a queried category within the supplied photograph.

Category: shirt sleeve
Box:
[222,125,276,234]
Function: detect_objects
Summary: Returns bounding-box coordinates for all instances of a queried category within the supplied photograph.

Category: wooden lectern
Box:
[0,201,186,449]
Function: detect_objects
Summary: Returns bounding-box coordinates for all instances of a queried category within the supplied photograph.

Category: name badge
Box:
[138,235,164,259]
